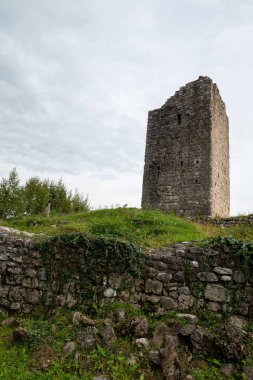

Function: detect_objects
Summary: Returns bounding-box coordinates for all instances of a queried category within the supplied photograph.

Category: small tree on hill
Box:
[0,168,24,218]
[71,189,90,212]
[24,177,50,215]
[49,179,72,214]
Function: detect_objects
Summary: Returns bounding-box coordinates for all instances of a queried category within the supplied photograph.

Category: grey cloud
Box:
[0,0,252,212]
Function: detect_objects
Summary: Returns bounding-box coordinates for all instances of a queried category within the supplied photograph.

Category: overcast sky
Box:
[0,0,252,215]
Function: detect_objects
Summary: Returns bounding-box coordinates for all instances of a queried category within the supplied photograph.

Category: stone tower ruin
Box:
[142,76,230,217]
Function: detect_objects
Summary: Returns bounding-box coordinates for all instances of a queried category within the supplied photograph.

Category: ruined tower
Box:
[142,76,230,217]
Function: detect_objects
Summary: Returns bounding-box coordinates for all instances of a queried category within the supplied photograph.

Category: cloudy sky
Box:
[0,0,252,215]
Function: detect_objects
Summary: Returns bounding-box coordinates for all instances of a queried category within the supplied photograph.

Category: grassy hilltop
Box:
[1,207,253,247]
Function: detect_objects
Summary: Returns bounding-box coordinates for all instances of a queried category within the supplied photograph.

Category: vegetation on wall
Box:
[36,232,143,308]
[203,236,253,281]
[203,236,253,255]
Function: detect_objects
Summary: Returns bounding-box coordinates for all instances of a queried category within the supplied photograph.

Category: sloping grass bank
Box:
[0,208,252,247]
[0,208,203,248]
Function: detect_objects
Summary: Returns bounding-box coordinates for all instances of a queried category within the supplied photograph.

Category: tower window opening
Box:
[177,114,181,124]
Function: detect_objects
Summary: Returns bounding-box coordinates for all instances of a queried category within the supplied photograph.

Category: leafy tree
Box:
[49,178,72,214]
[24,177,50,215]
[71,189,90,212]
[0,168,24,218]
[0,169,90,218]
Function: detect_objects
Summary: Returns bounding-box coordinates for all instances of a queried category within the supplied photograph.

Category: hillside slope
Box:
[0,208,252,247]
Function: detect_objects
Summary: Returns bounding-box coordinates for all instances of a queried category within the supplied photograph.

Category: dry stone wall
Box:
[195,215,253,227]
[0,228,46,314]
[0,227,252,320]
[210,82,230,217]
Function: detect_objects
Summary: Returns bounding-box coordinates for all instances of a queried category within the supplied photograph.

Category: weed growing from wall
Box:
[202,236,253,281]
[36,233,143,309]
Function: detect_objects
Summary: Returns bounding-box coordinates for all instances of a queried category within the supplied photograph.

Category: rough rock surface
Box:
[215,323,248,360]
[1,231,253,321]
[122,316,149,338]
[190,326,214,354]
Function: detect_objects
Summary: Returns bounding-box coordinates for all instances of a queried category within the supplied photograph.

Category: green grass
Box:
[0,309,160,380]
[0,208,252,248]
[0,208,203,248]
[192,365,224,380]
[1,303,251,380]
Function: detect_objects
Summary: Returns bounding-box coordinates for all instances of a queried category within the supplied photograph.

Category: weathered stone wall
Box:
[142,76,230,217]
[210,82,230,217]
[0,228,46,314]
[1,228,252,320]
[195,215,253,227]
[138,243,252,317]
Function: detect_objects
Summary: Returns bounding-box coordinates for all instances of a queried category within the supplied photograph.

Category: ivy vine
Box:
[202,236,253,280]
[35,232,143,308]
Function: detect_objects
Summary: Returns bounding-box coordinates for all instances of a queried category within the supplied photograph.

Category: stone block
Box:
[103,288,117,298]
[25,267,37,278]
[147,260,167,271]
[9,286,23,302]
[169,291,179,299]
[152,322,170,348]
[7,266,22,274]
[173,271,185,283]
[145,279,163,295]
[178,295,193,310]
[214,266,232,275]
[25,289,41,304]
[156,272,172,282]
[233,270,246,284]
[204,284,229,302]
[221,275,231,282]
[22,278,32,288]
[179,286,190,295]
[160,296,178,310]
[0,286,9,298]
[108,275,122,289]
[197,272,218,282]
[146,295,160,303]
[190,326,214,354]
[9,302,21,310]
